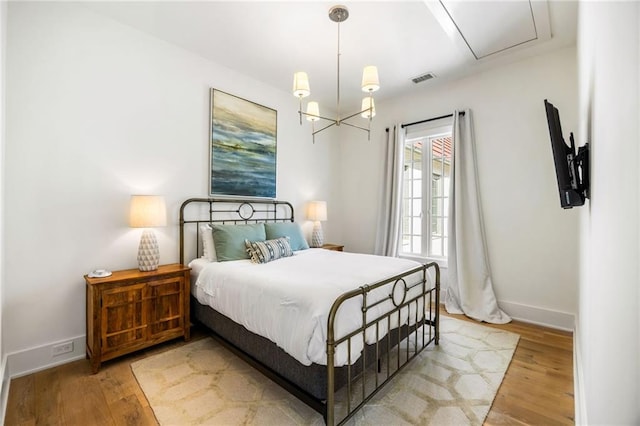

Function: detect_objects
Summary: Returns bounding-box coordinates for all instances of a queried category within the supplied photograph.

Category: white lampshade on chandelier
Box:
[293,5,379,143]
[361,97,376,119]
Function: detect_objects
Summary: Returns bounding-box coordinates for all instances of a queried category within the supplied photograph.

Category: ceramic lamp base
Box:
[138,229,160,271]
[311,221,324,248]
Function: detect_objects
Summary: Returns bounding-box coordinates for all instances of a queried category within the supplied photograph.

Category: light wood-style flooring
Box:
[5,313,574,425]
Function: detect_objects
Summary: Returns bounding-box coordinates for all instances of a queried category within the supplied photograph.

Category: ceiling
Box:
[81,1,577,114]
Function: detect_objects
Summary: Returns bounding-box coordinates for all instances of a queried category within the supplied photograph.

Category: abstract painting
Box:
[209,89,277,198]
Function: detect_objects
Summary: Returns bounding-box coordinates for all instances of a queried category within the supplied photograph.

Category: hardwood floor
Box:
[451,313,575,425]
[5,314,574,425]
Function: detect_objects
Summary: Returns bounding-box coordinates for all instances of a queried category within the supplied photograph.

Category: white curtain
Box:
[446,110,511,324]
[374,125,404,257]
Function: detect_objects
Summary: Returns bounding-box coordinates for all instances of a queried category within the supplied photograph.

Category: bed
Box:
[179,198,440,425]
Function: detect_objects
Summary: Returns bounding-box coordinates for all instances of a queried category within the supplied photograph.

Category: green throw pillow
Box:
[264,222,310,251]
[212,224,266,261]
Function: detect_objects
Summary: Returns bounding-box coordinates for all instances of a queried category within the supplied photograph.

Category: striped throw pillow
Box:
[245,237,294,264]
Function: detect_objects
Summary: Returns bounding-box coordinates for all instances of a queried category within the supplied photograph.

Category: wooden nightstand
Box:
[85,264,191,373]
[321,243,344,252]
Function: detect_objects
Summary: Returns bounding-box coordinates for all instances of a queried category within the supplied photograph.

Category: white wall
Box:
[575,2,639,424]
[3,2,338,374]
[338,47,579,328]
[0,0,6,419]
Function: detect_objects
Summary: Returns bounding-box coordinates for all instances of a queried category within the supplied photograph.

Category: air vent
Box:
[412,72,436,84]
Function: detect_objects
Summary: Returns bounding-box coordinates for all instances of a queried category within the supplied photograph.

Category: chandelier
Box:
[293,5,380,143]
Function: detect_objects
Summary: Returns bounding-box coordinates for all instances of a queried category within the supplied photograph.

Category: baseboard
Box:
[573,317,587,425]
[7,335,86,378]
[497,300,575,331]
[0,354,9,426]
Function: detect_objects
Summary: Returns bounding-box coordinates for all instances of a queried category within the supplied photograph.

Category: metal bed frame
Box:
[179,198,440,425]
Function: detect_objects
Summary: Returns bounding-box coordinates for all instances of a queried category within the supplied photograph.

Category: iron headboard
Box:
[179,197,295,264]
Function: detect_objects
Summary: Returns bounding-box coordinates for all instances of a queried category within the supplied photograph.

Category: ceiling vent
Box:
[412,72,436,84]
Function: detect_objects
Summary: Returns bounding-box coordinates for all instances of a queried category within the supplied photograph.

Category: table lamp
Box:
[307,200,327,248]
[129,195,167,271]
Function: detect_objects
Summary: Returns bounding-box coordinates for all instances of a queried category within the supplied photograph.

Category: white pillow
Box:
[200,224,217,261]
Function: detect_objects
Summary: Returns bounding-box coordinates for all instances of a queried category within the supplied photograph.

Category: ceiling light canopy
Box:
[293,5,379,143]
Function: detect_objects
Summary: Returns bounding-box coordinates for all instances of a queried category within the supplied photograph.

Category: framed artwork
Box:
[209,89,277,198]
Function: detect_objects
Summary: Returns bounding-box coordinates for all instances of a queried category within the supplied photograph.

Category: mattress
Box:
[189,249,427,366]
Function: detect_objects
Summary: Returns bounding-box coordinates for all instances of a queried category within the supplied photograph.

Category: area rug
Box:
[131,317,519,425]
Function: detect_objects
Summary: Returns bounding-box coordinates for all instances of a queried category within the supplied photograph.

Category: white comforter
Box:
[192,249,427,366]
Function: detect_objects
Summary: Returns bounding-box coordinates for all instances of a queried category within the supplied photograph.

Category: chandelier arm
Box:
[339,108,374,122]
[339,121,370,132]
[312,121,339,135]
[298,111,341,123]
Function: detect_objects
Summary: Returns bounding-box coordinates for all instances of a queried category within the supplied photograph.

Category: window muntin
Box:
[401,129,452,259]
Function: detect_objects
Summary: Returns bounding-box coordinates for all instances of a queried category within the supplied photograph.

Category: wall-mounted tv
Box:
[544,99,590,209]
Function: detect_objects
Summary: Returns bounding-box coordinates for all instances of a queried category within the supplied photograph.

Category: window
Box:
[401,126,452,259]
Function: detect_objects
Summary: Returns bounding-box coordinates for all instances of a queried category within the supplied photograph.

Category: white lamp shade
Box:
[307,200,327,221]
[361,65,380,93]
[361,97,376,118]
[129,195,167,228]
[293,72,311,98]
[306,101,321,122]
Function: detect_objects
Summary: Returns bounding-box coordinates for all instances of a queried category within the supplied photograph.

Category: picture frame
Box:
[209,89,277,198]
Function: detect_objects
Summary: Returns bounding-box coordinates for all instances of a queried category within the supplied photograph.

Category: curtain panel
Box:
[445,110,511,324]
[374,125,404,257]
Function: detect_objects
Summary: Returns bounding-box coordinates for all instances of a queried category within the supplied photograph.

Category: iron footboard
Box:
[325,262,440,425]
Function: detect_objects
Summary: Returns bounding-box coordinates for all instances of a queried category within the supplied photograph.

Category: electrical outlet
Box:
[52,341,73,356]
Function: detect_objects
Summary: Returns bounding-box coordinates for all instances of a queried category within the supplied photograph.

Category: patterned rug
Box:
[131,317,519,425]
